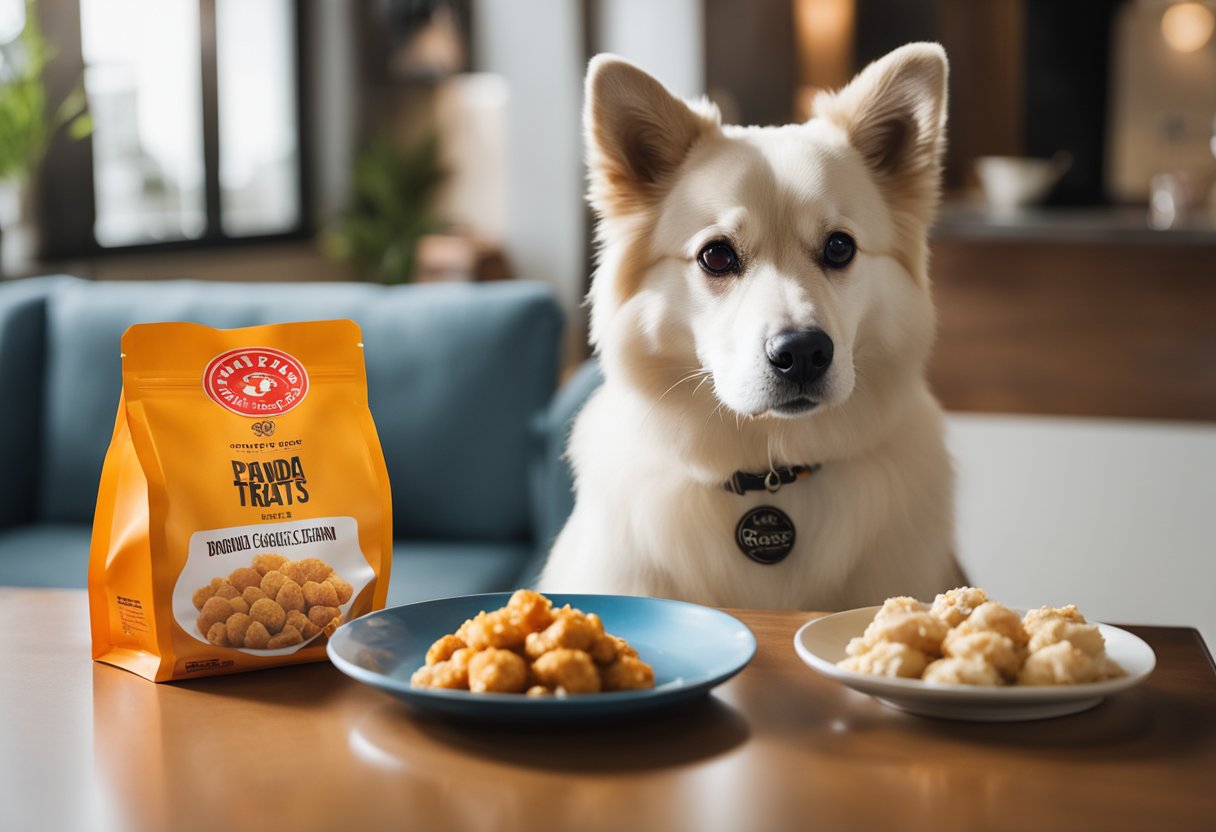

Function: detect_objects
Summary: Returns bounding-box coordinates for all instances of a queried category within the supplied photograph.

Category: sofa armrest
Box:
[0,277,63,530]
[522,358,604,584]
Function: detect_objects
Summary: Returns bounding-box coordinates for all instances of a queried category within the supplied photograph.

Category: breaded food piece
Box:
[507,589,554,632]
[930,586,989,628]
[943,629,1023,679]
[227,567,263,592]
[249,598,287,634]
[243,621,271,649]
[228,597,249,616]
[525,611,601,659]
[267,625,304,649]
[923,656,1004,686]
[226,612,253,647]
[303,579,340,608]
[285,609,320,640]
[600,654,656,691]
[197,596,236,635]
[307,604,341,629]
[192,583,217,611]
[213,581,240,601]
[460,609,525,651]
[426,633,466,666]
[532,648,602,694]
[860,611,949,656]
[275,579,306,613]
[242,586,267,607]
[252,553,288,576]
[875,596,928,619]
[206,622,230,647]
[1023,604,1087,633]
[281,558,332,586]
[326,574,354,605]
[1018,641,1101,685]
[468,648,529,693]
[260,570,288,600]
[1027,618,1105,657]
[411,651,471,689]
[837,641,930,679]
[952,601,1028,647]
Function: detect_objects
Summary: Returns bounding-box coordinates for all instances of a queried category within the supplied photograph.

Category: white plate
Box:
[794,606,1156,721]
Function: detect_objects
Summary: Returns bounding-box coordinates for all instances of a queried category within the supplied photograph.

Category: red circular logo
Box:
[203,347,309,417]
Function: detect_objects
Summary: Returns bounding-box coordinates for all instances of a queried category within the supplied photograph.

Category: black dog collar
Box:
[724,463,822,495]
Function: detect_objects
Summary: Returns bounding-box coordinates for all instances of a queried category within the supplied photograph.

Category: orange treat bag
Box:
[88,320,392,681]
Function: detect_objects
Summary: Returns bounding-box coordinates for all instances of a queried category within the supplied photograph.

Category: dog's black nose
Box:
[766,329,834,385]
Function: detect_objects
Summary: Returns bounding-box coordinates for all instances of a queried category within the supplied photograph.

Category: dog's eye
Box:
[823,232,856,269]
[697,242,740,276]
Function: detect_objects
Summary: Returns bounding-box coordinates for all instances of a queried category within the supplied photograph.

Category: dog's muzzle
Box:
[765,329,834,386]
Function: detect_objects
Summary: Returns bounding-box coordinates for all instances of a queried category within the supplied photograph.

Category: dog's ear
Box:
[584,55,720,216]
[813,43,947,202]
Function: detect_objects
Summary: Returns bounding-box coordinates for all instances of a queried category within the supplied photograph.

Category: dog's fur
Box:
[538,44,965,610]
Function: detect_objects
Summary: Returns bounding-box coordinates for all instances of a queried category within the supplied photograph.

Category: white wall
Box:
[595,0,706,99]
[472,0,586,361]
[948,413,1216,649]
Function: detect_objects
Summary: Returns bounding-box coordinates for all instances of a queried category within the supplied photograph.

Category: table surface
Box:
[3,589,1214,832]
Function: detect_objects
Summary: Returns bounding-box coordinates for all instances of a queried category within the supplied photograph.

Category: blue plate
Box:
[327,593,756,721]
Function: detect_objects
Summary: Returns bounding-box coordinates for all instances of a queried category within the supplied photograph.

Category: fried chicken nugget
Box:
[923,656,1004,686]
[226,612,253,647]
[468,648,529,693]
[532,648,601,694]
[227,567,263,592]
[244,621,271,649]
[930,586,989,628]
[267,624,304,650]
[192,583,217,611]
[308,604,341,630]
[242,586,267,607]
[411,648,473,690]
[1026,618,1105,657]
[1018,641,1101,685]
[837,641,930,679]
[249,598,286,635]
[599,654,655,691]
[326,574,354,605]
[260,570,288,599]
[942,629,1023,680]
[213,581,240,601]
[876,596,928,619]
[197,596,236,635]
[460,609,525,651]
[206,622,229,647]
[524,611,600,659]
[426,633,466,666]
[252,553,288,576]
[303,579,340,608]
[952,601,1028,647]
[860,610,949,656]
[285,609,320,640]
[275,579,306,614]
[507,589,553,632]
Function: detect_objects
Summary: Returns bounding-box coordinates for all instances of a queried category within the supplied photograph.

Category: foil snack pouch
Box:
[89,320,392,682]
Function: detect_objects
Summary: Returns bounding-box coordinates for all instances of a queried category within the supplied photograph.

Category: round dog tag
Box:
[735,506,796,565]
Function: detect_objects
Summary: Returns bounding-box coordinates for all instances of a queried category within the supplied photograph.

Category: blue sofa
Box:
[0,275,595,607]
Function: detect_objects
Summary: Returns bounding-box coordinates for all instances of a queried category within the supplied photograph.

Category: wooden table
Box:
[3,589,1214,832]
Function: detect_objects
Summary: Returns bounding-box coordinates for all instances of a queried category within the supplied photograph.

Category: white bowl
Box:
[794,606,1156,721]
[974,153,1071,210]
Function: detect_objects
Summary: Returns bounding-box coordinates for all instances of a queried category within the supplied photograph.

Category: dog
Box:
[538,43,965,610]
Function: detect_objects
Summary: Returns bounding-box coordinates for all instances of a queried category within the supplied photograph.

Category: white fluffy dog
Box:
[539,44,965,610]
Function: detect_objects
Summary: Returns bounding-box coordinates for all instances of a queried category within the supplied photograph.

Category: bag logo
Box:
[203,347,309,417]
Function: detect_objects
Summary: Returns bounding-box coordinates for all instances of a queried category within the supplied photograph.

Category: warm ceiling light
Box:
[1161,2,1215,52]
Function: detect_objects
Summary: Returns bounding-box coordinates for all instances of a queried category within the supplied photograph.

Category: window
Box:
[42,0,307,255]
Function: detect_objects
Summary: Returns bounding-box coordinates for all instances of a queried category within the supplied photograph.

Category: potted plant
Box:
[0,1,90,274]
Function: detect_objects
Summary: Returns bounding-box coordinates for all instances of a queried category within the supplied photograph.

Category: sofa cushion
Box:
[35,278,562,541]
[386,539,536,607]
